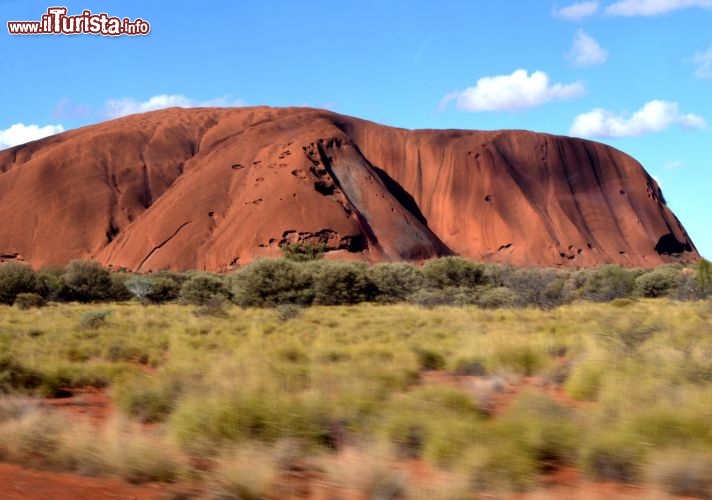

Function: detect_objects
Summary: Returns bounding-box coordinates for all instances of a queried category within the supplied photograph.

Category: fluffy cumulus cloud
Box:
[605,0,712,16]
[104,94,245,118]
[568,30,608,66]
[0,123,65,149]
[692,46,712,79]
[570,100,707,138]
[553,1,600,20]
[441,69,584,112]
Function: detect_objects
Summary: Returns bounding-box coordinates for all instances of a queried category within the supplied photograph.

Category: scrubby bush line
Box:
[0,256,709,309]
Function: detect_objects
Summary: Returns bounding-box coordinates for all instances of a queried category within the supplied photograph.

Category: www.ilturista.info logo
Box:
[7,7,150,36]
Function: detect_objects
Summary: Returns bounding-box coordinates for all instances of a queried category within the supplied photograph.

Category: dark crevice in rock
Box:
[105,221,119,243]
[314,180,336,195]
[0,253,23,261]
[141,163,153,208]
[137,220,192,271]
[371,165,429,227]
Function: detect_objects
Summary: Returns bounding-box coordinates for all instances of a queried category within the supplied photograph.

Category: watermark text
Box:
[8,7,150,36]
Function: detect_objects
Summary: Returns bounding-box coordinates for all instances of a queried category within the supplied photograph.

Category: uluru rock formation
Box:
[0,106,699,271]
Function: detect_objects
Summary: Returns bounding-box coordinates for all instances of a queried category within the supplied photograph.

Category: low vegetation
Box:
[0,254,710,495]
[1,254,710,310]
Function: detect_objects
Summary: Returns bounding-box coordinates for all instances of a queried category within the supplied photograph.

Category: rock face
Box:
[0,106,698,271]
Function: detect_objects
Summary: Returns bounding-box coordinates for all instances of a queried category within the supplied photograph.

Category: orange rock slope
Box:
[0,106,698,271]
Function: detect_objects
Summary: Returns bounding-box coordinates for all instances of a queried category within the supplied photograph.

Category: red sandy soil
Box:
[0,459,680,500]
[0,106,698,271]
[0,462,179,500]
[0,461,679,500]
[40,387,114,426]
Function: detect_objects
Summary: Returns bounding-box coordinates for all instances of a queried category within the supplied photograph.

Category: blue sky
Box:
[2,0,710,259]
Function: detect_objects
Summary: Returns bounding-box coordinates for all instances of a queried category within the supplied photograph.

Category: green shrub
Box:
[232,259,313,307]
[124,275,154,304]
[491,343,547,376]
[193,296,229,317]
[80,310,111,329]
[625,407,712,448]
[36,267,66,301]
[482,263,510,287]
[407,287,477,308]
[459,443,537,492]
[274,304,302,321]
[634,266,679,298]
[423,257,485,289]
[564,360,604,401]
[610,297,636,307]
[577,264,636,302]
[146,276,181,303]
[0,262,38,305]
[108,272,134,301]
[170,392,331,453]
[697,258,712,297]
[476,287,519,309]
[414,348,446,371]
[61,260,113,302]
[676,270,703,300]
[13,292,46,310]
[0,354,67,397]
[500,393,579,468]
[580,431,645,483]
[311,261,376,305]
[0,353,43,394]
[452,357,487,376]
[382,386,483,464]
[368,262,425,303]
[179,273,230,305]
[502,268,569,308]
[282,242,326,262]
[114,374,181,423]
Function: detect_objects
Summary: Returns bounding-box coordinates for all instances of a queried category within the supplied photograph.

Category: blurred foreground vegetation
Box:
[1,279,712,496]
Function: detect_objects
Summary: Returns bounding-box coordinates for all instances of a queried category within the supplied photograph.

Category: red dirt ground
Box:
[0,462,181,500]
[40,387,114,425]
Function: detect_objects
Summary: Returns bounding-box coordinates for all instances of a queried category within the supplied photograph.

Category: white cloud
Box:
[0,123,65,149]
[692,46,712,79]
[605,0,712,16]
[104,94,245,118]
[53,98,97,120]
[441,69,584,112]
[568,30,608,66]
[570,100,707,138]
[553,1,599,20]
[663,160,684,169]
